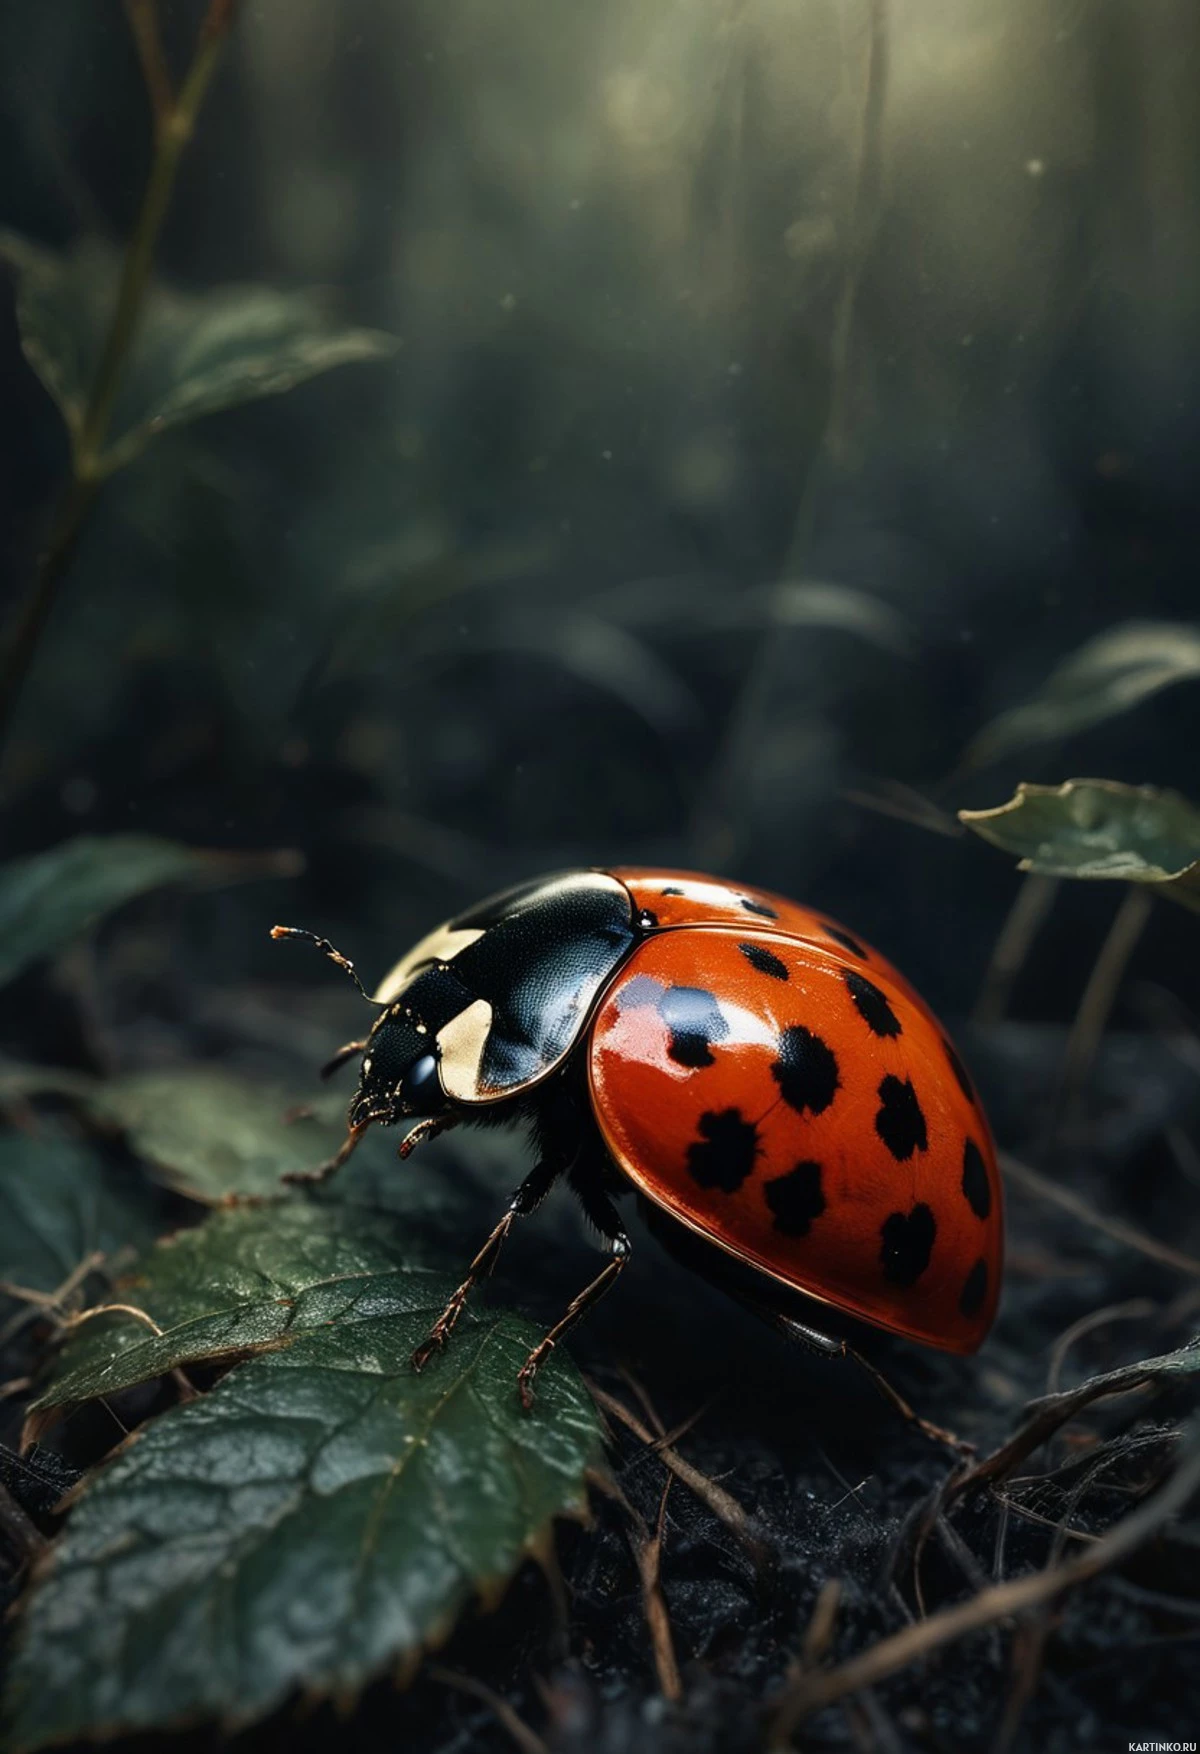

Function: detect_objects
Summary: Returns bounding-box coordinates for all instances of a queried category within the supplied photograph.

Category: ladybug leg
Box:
[319,1040,368,1080]
[410,1150,566,1372]
[769,1313,971,1455]
[842,1345,973,1456]
[515,1183,631,1412]
[397,1115,458,1160]
[282,1120,369,1185]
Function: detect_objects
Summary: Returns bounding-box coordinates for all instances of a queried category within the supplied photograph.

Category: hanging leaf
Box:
[964,621,1200,768]
[31,1200,447,1418]
[6,1306,601,1748]
[0,232,398,473]
[0,834,296,991]
[959,779,1200,912]
[0,1131,155,1309]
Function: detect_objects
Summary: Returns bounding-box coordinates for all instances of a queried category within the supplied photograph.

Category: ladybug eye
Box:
[400,1052,442,1112]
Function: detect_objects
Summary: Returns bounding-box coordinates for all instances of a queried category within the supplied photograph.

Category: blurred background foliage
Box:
[0,0,1197,1038]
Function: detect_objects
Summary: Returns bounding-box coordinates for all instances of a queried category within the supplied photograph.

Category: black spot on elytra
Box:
[944,1036,977,1105]
[637,908,659,930]
[686,1108,760,1192]
[962,1139,991,1220]
[824,923,867,959]
[959,1258,988,1317]
[875,1074,928,1160]
[772,1026,840,1116]
[660,885,684,896]
[844,970,902,1038]
[662,986,728,1068]
[740,895,779,919]
[764,1160,826,1236]
[619,975,665,1010]
[739,942,789,981]
[880,1203,937,1286]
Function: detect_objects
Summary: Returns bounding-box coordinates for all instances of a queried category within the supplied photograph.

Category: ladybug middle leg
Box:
[410,1079,583,1372]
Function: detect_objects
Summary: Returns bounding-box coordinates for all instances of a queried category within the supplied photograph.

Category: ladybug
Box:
[273,868,1002,1408]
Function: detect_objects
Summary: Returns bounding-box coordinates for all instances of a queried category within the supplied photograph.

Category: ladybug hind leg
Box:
[765,1307,971,1456]
[515,1167,631,1412]
[411,1148,565,1372]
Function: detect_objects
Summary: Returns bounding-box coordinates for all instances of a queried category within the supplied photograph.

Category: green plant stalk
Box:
[0,2,235,766]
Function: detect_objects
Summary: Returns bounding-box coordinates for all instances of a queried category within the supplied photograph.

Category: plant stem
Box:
[0,0,237,770]
[122,0,174,142]
[75,24,229,478]
[0,475,100,760]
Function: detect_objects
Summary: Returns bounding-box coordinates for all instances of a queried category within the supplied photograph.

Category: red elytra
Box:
[596,870,1002,1353]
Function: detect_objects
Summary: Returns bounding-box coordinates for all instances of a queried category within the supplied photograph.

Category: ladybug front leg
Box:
[410,1149,566,1373]
[515,1182,630,1412]
[281,1120,369,1186]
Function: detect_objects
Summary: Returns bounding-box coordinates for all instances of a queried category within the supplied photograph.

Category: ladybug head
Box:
[270,924,452,1131]
[350,1005,451,1129]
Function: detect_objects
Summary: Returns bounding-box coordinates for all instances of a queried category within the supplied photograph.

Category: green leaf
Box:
[959,778,1200,912]
[964,621,1200,768]
[0,1063,343,1202]
[32,1200,443,1415]
[0,232,398,472]
[0,1060,502,1213]
[0,834,288,990]
[90,1067,351,1204]
[0,1131,155,1307]
[6,1309,601,1746]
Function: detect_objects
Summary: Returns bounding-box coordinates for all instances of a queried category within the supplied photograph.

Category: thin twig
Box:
[0,1480,48,1562]
[1045,1300,1156,1395]
[950,1341,1200,1498]
[588,1382,767,1562]
[973,874,1059,1026]
[626,1478,683,1704]
[58,1301,163,1338]
[1048,885,1154,1154]
[803,1577,843,1666]
[426,1667,550,1754]
[1002,1152,1200,1280]
[0,1251,107,1349]
[617,1366,668,1438]
[992,1432,1146,1754]
[766,1426,1200,1734]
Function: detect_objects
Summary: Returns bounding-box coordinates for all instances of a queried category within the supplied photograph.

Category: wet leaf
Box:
[964,621,1200,767]
[0,1131,155,1308]
[0,232,398,473]
[0,1062,490,1214]
[90,1068,351,1203]
[32,1200,443,1416]
[0,835,212,990]
[6,1304,601,1746]
[959,779,1200,912]
[0,1064,350,1202]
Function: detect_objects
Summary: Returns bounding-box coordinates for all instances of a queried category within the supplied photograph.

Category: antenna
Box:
[270,926,383,1006]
